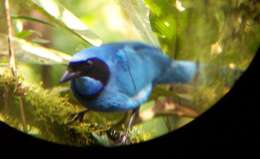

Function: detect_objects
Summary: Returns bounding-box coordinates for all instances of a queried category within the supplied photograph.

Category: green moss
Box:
[0,69,109,146]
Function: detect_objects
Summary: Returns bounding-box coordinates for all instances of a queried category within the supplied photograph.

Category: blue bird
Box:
[60,41,201,143]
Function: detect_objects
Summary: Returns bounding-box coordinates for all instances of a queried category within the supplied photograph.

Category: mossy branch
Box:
[0,70,111,146]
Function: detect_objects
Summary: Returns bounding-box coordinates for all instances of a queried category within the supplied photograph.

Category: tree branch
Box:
[4,0,26,129]
[139,97,199,122]
[4,0,16,76]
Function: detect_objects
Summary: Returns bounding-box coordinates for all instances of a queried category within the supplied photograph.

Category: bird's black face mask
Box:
[59,58,95,83]
[59,58,110,85]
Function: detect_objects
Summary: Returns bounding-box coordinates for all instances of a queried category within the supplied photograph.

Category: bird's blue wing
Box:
[111,42,201,86]
[107,42,171,97]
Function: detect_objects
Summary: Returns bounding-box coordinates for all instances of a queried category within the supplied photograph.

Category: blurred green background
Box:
[0,0,259,146]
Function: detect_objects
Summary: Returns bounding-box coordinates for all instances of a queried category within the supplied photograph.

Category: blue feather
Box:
[64,42,199,112]
[156,60,198,84]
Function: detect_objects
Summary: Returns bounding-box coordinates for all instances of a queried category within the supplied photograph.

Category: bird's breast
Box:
[71,77,104,100]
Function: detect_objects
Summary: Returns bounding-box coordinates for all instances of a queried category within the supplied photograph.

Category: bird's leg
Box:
[66,109,89,125]
[114,108,139,145]
[126,108,139,130]
[106,112,129,142]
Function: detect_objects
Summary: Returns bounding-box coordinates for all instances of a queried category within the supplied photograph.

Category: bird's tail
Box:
[156,60,199,84]
[156,60,244,85]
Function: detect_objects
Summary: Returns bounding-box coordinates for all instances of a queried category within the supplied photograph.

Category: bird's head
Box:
[60,57,110,85]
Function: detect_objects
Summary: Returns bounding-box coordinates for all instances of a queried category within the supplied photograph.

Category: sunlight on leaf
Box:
[118,0,160,46]
[0,33,71,65]
[175,0,186,12]
[31,0,103,46]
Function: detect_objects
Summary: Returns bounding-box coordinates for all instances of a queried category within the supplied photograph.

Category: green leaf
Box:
[12,15,54,27]
[16,30,34,39]
[31,38,51,45]
[16,30,42,39]
[31,0,103,46]
[119,0,160,46]
[0,33,71,65]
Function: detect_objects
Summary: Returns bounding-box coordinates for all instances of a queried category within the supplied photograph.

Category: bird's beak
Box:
[59,71,81,83]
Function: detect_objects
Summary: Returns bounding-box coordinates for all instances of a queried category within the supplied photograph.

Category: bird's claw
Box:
[107,129,131,145]
[115,133,130,145]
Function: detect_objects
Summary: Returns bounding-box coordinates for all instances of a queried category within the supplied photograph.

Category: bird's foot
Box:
[106,109,139,146]
[107,129,131,146]
[66,110,88,125]
[115,133,130,145]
